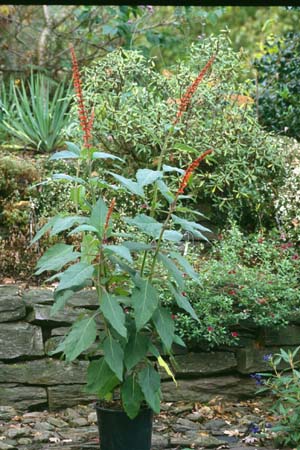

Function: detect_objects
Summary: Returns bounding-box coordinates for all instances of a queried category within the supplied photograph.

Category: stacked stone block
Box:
[1,285,300,411]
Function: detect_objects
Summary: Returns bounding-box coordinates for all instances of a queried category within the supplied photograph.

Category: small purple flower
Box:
[250,373,264,386]
[263,353,272,362]
[265,423,273,429]
[249,423,260,434]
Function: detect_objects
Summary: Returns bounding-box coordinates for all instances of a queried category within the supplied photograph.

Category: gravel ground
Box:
[0,398,286,450]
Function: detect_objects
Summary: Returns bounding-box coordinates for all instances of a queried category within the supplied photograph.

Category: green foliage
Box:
[170,226,300,348]
[0,73,72,152]
[255,32,300,141]
[33,45,212,418]
[259,347,300,448]
[0,154,39,228]
[76,35,287,231]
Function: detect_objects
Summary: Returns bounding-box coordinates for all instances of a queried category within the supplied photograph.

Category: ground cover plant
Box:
[171,225,300,348]
[258,347,300,448]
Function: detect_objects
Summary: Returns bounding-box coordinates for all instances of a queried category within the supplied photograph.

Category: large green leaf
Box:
[168,284,199,322]
[35,244,80,275]
[52,174,86,184]
[157,179,174,204]
[125,214,161,238]
[109,172,145,197]
[31,216,56,244]
[68,225,99,236]
[50,216,87,236]
[90,198,108,235]
[124,332,149,371]
[162,164,184,174]
[136,169,162,187]
[169,251,201,284]
[50,150,79,160]
[85,358,119,396]
[103,336,124,381]
[121,375,144,419]
[92,151,124,162]
[171,214,211,241]
[100,292,127,338]
[66,141,80,154]
[162,230,183,242]
[50,289,74,316]
[131,279,159,330]
[152,307,175,352]
[51,316,97,361]
[122,241,152,252]
[103,244,133,263]
[56,262,94,292]
[137,365,161,414]
[157,253,185,289]
[81,235,99,264]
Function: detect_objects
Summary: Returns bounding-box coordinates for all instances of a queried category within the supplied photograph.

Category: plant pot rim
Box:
[95,401,152,415]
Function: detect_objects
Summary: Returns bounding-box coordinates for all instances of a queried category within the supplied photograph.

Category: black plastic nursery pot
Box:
[95,403,153,450]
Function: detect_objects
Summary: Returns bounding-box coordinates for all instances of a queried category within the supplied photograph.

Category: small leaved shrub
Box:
[68,34,288,231]
[169,225,300,348]
[255,32,300,141]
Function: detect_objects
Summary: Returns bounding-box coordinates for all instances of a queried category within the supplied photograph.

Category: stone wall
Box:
[1,285,300,412]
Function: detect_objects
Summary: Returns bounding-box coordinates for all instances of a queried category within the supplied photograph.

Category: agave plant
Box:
[0,73,72,152]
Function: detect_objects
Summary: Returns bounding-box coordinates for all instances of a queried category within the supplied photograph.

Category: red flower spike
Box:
[174,54,216,125]
[70,45,93,148]
[104,198,116,235]
[177,149,213,195]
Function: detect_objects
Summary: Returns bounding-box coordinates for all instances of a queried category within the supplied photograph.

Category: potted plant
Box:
[32,46,215,450]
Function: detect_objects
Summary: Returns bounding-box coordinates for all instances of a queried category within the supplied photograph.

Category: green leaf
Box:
[81,235,99,264]
[173,142,199,154]
[51,289,74,316]
[173,334,186,348]
[162,230,183,242]
[52,173,86,184]
[85,358,119,396]
[35,244,80,275]
[157,179,174,204]
[31,216,56,244]
[137,365,161,414]
[103,336,124,381]
[136,169,162,187]
[171,214,210,241]
[152,307,175,352]
[52,316,97,361]
[92,151,124,162]
[168,283,199,322]
[66,141,80,154]
[100,292,127,338]
[50,150,79,160]
[68,224,99,236]
[169,251,201,284]
[56,262,94,292]
[90,197,108,235]
[50,216,87,236]
[109,172,145,197]
[124,332,149,371]
[121,374,144,419]
[162,164,184,174]
[157,253,185,289]
[103,244,133,263]
[132,279,159,330]
[122,241,152,252]
[125,214,161,238]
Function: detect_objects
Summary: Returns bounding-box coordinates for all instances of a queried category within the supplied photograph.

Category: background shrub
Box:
[255,32,300,141]
[70,34,288,231]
